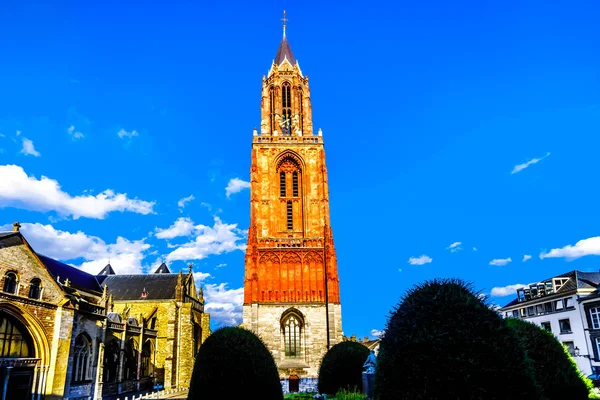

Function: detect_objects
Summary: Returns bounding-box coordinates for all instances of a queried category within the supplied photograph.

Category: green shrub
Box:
[334,388,367,400]
[374,278,541,400]
[507,318,592,399]
[318,341,370,395]
[187,327,283,399]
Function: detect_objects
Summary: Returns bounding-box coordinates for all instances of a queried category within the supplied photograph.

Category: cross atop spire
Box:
[281,10,288,38]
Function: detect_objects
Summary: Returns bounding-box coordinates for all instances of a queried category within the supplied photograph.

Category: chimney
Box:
[12,222,21,232]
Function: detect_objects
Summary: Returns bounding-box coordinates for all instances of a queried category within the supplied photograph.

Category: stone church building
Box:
[0,223,209,400]
[242,14,343,393]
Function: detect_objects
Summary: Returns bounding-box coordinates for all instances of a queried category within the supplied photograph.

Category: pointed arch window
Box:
[280,171,287,197]
[28,278,42,300]
[3,272,18,294]
[124,338,139,380]
[72,334,92,382]
[281,311,303,359]
[287,201,293,230]
[0,312,33,358]
[282,82,292,135]
[103,339,120,383]
[141,340,152,377]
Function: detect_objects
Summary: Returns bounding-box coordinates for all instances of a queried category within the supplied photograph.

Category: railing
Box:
[78,301,106,317]
[254,135,322,144]
[144,328,158,338]
[184,295,204,313]
[258,237,323,248]
[107,321,125,331]
[127,325,141,335]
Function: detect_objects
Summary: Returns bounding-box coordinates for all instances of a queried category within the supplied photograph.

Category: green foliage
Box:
[507,318,591,399]
[374,278,541,400]
[318,341,370,395]
[187,327,283,400]
[334,388,367,400]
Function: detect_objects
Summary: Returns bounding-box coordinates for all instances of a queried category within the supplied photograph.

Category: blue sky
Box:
[0,0,599,337]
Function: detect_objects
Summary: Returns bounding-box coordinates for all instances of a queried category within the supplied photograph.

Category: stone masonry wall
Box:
[244,303,342,378]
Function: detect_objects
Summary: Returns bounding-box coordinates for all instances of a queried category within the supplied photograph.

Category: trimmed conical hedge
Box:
[318,340,370,395]
[507,318,592,399]
[374,278,541,400]
[187,327,283,399]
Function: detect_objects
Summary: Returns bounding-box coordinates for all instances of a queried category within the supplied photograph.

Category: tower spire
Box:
[281,10,288,38]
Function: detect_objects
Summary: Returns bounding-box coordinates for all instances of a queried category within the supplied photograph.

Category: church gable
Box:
[0,231,66,304]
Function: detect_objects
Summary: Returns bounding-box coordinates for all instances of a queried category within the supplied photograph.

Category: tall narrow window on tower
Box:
[270,87,276,133]
[297,88,304,133]
[287,201,293,230]
[292,172,299,197]
[280,172,286,197]
[282,82,292,135]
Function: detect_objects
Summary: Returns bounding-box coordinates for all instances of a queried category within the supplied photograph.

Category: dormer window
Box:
[553,278,570,292]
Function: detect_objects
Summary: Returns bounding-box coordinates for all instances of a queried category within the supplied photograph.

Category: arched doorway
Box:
[0,311,38,400]
[288,374,299,393]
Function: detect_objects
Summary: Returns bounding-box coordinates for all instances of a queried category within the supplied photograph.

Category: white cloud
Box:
[216,263,227,268]
[20,138,40,157]
[540,236,600,261]
[67,125,84,140]
[491,283,529,297]
[522,254,532,262]
[472,247,478,251]
[204,283,244,327]
[165,217,246,262]
[370,329,384,338]
[177,194,195,211]
[225,178,250,198]
[511,152,551,174]
[192,271,212,291]
[0,164,155,219]
[408,255,432,265]
[1,222,150,275]
[489,257,512,266]
[155,217,195,239]
[117,129,139,139]
[447,242,462,252]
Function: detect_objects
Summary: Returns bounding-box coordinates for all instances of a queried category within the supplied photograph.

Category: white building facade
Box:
[499,270,600,376]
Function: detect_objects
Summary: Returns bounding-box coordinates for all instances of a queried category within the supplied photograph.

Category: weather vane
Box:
[281,10,288,37]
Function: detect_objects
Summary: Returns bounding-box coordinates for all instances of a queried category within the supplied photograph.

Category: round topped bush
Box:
[187,327,283,399]
[507,318,591,399]
[318,340,370,395]
[374,278,540,400]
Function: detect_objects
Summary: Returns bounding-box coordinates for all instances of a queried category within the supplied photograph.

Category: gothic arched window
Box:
[141,340,152,377]
[269,87,276,133]
[72,334,92,382]
[124,338,139,380]
[28,278,42,300]
[3,272,18,294]
[281,310,303,359]
[103,339,120,383]
[282,82,292,135]
[0,312,33,358]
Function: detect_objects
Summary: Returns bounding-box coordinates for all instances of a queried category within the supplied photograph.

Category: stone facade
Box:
[242,24,343,390]
[0,227,210,400]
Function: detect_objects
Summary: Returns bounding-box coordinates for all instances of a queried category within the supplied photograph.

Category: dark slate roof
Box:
[101,274,179,300]
[154,263,171,274]
[0,231,18,239]
[37,254,102,294]
[274,37,295,65]
[98,263,116,276]
[501,270,600,308]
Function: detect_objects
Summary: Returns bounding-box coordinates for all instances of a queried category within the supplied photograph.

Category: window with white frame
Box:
[596,337,600,359]
[591,307,600,330]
